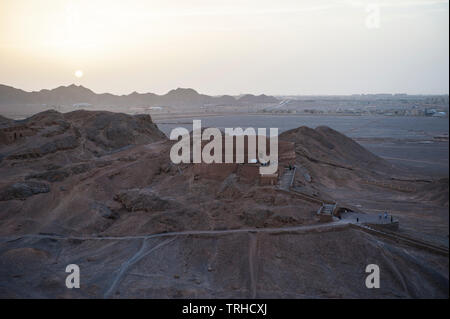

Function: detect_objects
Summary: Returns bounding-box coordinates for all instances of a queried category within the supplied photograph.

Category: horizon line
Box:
[1,82,449,97]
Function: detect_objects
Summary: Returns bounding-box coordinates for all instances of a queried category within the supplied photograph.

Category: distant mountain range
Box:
[0,84,279,108]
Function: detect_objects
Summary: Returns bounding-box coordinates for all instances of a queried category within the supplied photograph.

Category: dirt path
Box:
[2,218,446,259]
[1,221,350,243]
[248,233,258,298]
[103,237,178,298]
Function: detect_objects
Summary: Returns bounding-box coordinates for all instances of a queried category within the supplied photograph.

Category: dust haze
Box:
[0,0,448,299]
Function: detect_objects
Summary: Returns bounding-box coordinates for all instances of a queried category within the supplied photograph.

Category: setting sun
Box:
[74,70,83,78]
[0,0,448,95]
[0,0,448,302]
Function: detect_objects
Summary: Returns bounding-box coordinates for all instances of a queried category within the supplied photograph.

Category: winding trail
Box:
[1,221,349,243]
[1,216,448,298]
[248,233,258,298]
[103,236,178,298]
[3,219,446,257]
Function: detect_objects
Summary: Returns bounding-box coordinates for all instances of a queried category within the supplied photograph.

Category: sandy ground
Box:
[0,110,448,298]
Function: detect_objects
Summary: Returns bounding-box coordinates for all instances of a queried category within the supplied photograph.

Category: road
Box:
[0,220,350,243]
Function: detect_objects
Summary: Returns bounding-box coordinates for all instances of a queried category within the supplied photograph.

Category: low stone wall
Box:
[0,125,34,145]
[366,222,399,231]
[193,163,238,180]
[260,173,278,185]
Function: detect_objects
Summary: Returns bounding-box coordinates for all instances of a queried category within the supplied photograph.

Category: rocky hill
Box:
[0,110,447,298]
[279,125,395,172]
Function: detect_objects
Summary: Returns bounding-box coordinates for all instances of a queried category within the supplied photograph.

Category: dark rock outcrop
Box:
[0,181,50,201]
[114,188,173,212]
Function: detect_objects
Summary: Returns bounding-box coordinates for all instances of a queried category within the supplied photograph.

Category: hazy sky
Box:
[0,0,448,95]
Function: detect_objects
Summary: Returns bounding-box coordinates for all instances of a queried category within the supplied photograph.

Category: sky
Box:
[0,0,448,95]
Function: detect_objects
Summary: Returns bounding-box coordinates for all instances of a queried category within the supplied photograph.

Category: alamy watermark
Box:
[65,264,80,289]
[169,120,279,174]
[365,264,380,288]
[365,3,381,29]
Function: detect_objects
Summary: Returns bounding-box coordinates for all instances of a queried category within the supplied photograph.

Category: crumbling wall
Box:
[0,125,33,145]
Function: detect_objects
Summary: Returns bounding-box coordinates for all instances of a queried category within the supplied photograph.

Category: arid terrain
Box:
[0,0,448,304]
[0,109,448,298]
